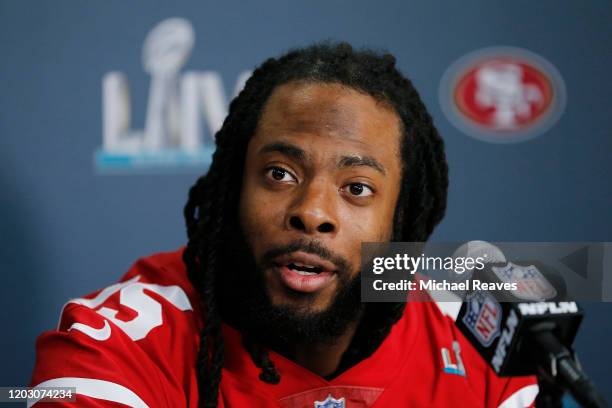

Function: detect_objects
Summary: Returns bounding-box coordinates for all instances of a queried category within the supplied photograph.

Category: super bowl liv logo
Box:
[95,18,251,171]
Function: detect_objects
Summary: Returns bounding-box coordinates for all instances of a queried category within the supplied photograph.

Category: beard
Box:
[216,228,365,352]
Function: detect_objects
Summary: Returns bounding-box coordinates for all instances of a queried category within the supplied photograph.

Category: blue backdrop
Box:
[1,0,610,404]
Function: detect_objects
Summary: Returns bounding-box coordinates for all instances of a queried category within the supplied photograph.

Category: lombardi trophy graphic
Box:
[141,18,194,151]
[97,18,250,171]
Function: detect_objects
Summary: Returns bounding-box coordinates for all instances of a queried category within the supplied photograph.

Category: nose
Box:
[285,180,338,236]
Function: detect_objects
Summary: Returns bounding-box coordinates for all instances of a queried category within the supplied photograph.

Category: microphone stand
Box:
[529,328,607,408]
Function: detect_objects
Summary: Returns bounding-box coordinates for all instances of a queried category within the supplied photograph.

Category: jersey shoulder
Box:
[30,248,201,407]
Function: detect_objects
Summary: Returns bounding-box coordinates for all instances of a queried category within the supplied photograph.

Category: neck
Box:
[286,318,361,378]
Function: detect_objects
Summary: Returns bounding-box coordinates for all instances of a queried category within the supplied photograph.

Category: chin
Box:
[268,286,335,316]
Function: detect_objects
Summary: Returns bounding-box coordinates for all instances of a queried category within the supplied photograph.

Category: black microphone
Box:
[450,243,607,408]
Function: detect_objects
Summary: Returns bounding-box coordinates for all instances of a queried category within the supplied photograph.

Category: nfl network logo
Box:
[95,18,251,172]
[439,46,566,143]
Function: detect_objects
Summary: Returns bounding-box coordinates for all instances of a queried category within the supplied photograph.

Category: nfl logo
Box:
[492,262,557,301]
[462,291,501,347]
[314,394,346,408]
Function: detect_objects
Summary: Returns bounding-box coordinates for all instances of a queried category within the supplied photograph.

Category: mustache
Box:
[260,239,352,274]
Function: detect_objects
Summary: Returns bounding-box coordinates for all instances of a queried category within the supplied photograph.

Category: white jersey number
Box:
[63,276,192,341]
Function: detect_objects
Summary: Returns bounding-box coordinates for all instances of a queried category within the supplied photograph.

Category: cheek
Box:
[239,180,258,242]
[340,207,395,275]
[344,200,397,242]
[380,200,399,240]
[375,181,402,241]
[239,179,284,251]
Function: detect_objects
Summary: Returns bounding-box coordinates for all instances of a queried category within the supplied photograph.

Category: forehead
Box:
[254,81,402,155]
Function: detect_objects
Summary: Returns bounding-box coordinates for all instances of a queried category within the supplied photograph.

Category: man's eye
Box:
[265,167,296,183]
[345,183,374,197]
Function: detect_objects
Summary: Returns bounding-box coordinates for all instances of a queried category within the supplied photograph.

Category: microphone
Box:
[451,240,507,278]
[451,242,607,408]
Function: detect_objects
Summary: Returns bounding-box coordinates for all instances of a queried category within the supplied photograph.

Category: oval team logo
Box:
[440,47,566,143]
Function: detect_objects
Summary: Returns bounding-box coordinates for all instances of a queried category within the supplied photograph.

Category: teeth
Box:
[287,262,323,275]
[294,262,315,268]
[295,270,318,276]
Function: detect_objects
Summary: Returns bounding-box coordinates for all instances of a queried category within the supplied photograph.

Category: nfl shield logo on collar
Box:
[314,394,346,408]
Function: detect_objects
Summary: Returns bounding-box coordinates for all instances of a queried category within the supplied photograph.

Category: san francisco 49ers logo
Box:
[439,47,566,143]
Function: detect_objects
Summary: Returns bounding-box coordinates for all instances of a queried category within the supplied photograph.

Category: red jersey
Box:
[30,249,538,407]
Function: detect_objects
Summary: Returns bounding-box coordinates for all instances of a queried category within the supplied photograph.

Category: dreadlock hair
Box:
[183,41,449,407]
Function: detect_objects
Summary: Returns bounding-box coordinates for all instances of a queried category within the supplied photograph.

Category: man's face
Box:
[239,81,402,317]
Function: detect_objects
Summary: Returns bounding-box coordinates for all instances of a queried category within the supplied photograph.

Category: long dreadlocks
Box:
[183,42,449,407]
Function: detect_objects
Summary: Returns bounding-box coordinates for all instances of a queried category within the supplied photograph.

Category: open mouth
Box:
[286,262,323,275]
[272,252,338,293]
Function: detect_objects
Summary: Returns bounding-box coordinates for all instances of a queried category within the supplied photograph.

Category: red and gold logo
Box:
[440,47,566,143]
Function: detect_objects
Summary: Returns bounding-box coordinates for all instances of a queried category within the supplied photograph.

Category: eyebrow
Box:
[338,155,385,175]
[259,142,308,163]
[258,141,386,175]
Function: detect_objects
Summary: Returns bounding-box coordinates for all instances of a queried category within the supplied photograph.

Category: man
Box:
[30,43,538,407]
